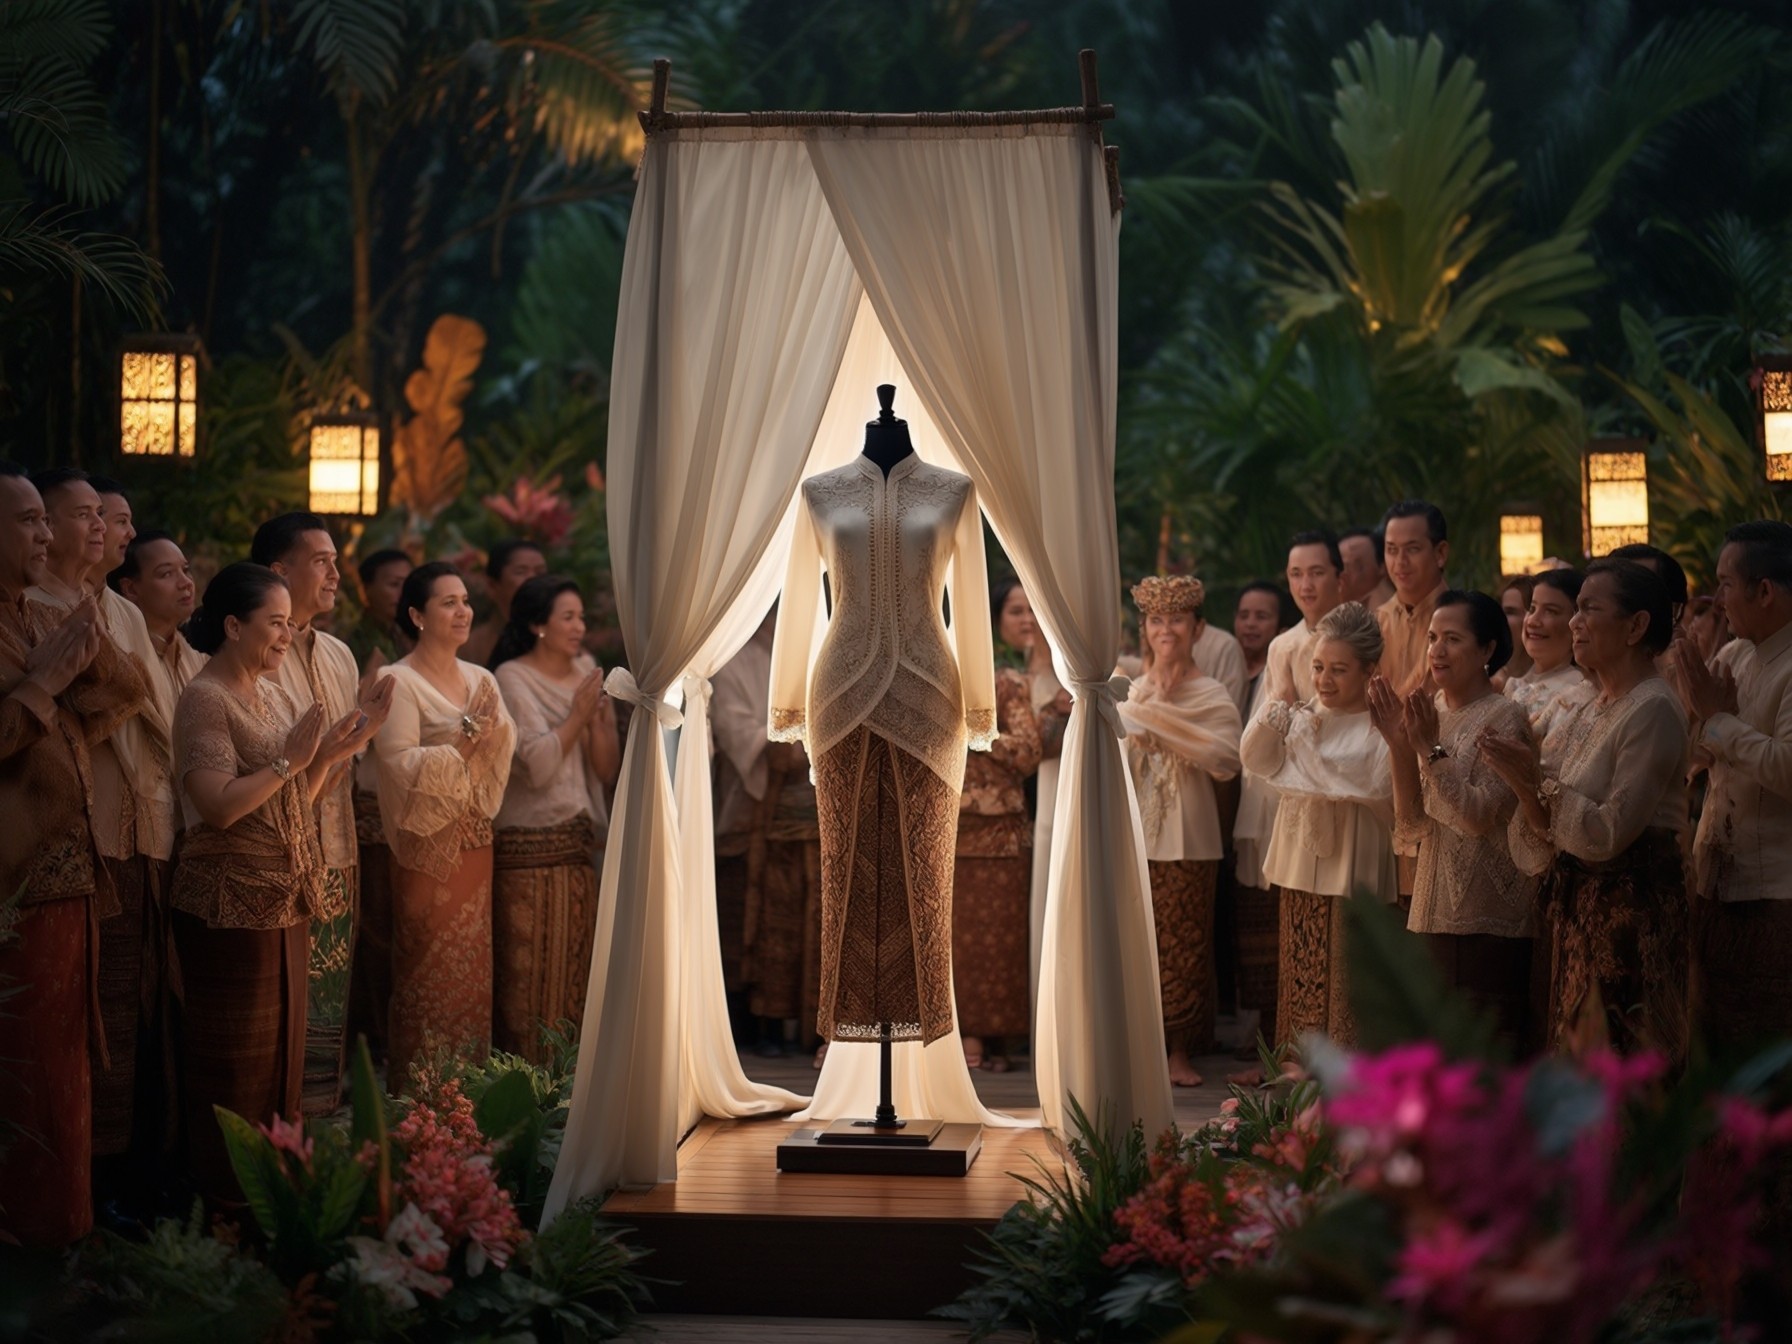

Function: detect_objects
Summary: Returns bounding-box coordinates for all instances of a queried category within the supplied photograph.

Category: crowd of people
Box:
[0,467,618,1247]
[2,460,1789,1251]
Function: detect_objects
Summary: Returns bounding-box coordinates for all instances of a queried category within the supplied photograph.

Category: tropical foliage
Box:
[946,899,1792,1344]
[51,1036,648,1342]
[6,0,1792,610]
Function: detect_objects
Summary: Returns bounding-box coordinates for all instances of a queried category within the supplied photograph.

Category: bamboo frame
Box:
[639,49,1124,213]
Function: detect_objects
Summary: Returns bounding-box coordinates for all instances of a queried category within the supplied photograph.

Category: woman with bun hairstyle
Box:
[1240,602,1395,1049]
[371,561,515,1080]
[171,563,374,1203]
[1368,589,1538,1044]
[1484,559,1689,1058]
[488,575,617,1062]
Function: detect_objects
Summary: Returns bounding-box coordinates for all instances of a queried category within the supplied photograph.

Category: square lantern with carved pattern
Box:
[1582,440,1650,556]
[1757,356,1792,484]
[307,411,383,517]
[119,334,203,457]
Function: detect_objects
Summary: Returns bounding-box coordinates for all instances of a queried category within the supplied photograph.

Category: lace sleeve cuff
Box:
[1263,699,1295,736]
[964,706,998,752]
[769,707,807,743]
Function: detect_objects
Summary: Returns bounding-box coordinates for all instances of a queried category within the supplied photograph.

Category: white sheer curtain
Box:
[807,126,1174,1141]
[544,135,863,1217]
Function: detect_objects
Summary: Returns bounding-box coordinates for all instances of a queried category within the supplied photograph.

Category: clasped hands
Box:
[1365,675,1443,758]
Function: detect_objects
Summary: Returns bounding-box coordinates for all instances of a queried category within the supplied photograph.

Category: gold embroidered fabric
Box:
[371,663,516,883]
[1509,676,1688,877]
[170,677,325,929]
[768,454,997,793]
[1401,692,1537,938]
[813,725,958,1044]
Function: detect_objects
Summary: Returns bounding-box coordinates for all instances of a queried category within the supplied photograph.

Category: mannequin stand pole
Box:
[864,1022,903,1130]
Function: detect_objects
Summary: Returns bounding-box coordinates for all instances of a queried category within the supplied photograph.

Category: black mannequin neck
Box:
[861,421,915,476]
[862,383,916,477]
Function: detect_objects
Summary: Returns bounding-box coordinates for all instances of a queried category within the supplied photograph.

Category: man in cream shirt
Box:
[1679,520,1792,1054]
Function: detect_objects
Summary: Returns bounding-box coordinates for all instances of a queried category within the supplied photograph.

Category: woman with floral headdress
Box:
[1118,574,1243,1087]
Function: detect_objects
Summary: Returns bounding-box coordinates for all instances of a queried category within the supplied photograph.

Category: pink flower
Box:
[1388,1218,1500,1313]
[260,1114,314,1169]
[483,474,574,547]
[386,1201,451,1274]
[583,461,604,491]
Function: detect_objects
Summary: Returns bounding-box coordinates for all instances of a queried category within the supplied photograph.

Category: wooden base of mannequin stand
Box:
[776,1023,977,1176]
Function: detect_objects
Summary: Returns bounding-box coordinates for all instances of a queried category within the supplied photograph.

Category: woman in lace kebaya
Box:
[172,564,375,1204]
[1369,590,1537,1045]
[489,576,618,1063]
[372,561,515,1082]
[1240,602,1394,1050]
[1482,560,1689,1059]
[1119,575,1243,1088]
[952,577,1042,1072]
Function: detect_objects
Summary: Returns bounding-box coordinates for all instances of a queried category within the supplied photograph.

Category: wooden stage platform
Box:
[602,1110,1062,1320]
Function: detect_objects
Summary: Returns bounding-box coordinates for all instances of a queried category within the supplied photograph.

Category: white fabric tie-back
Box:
[604,666,684,730]
[1072,674,1132,739]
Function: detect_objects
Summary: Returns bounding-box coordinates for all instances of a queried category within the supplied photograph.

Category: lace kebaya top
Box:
[1400,691,1537,938]
[372,662,516,880]
[1509,675,1687,876]
[769,454,997,792]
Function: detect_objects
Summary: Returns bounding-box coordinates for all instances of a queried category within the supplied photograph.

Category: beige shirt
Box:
[1192,622,1246,710]
[1694,620,1792,901]
[1118,673,1242,863]
[1377,580,1449,697]
[1400,691,1535,938]
[1261,619,1324,707]
[1242,701,1397,901]
[1510,676,1687,876]
[268,625,361,871]
[29,583,162,859]
[493,656,609,838]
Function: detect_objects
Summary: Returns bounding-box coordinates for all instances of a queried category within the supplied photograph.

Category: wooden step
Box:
[602,1113,1059,1319]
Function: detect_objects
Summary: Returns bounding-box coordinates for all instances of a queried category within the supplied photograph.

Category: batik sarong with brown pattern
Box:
[493,815,599,1064]
[813,726,958,1045]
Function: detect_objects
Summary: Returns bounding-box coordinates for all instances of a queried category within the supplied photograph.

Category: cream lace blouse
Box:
[1509,676,1688,876]
[1119,673,1242,863]
[769,454,996,792]
[1241,701,1396,901]
[1401,691,1537,938]
[372,662,516,879]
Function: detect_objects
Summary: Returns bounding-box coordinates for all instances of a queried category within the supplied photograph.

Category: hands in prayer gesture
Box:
[26,597,103,698]
[570,669,609,726]
[1366,674,1409,751]
[281,703,326,774]
[1671,631,1738,722]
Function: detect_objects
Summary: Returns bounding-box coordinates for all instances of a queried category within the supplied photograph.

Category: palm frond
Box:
[0,205,165,321]
[504,5,653,166]
[1538,11,1768,234]
[290,0,407,104]
[0,0,127,206]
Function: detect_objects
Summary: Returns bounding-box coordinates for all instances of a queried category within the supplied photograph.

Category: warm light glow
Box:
[1763,369,1792,483]
[307,417,382,516]
[119,342,201,456]
[1499,514,1545,573]
[1584,449,1650,554]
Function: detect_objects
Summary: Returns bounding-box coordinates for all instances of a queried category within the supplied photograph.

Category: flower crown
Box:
[1131,574,1205,616]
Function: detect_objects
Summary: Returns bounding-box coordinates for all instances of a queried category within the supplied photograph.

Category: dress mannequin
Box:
[770,388,996,1131]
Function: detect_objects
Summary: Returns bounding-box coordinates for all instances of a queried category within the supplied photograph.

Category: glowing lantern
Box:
[1756,356,1792,483]
[119,334,202,457]
[307,411,382,516]
[1499,513,1545,574]
[1582,440,1650,556]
